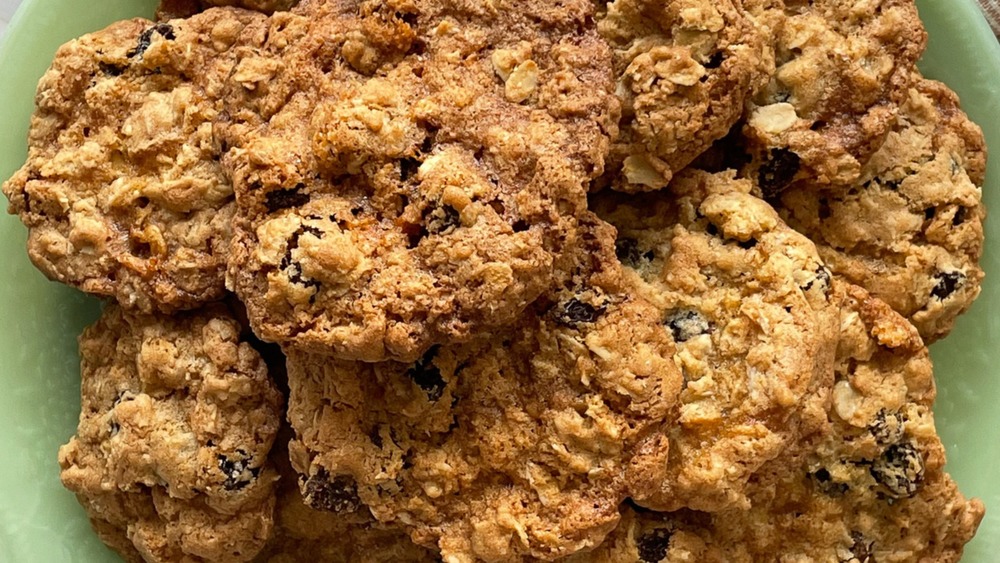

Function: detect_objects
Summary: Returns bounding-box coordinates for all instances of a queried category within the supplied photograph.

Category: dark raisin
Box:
[405,347,446,401]
[809,467,849,496]
[400,157,421,181]
[758,148,801,199]
[265,186,310,213]
[800,265,832,295]
[279,225,323,290]
[705,222,719,237]
[664,310,710,342]
[616,238,655,267]
[127,23,176,58]
[870,442,924,498]
[425,204,461,235]
[303,468,361,513]
[368,426,384,449]
[930,271,964,300]
[398,11,418,26]
[924,207,936,220]
[511,219,529,232]
[217,450,260,491]
[556,298,606,325]
[868,410,904,445]
[98,62,126,76]
[636,528,671,562]
[737,238,758,249]
[952,206,968,226]
[841,530,874,563]
[703,51,724,69]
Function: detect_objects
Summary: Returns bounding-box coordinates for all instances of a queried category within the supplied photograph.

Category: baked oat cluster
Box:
[1,0,987,561]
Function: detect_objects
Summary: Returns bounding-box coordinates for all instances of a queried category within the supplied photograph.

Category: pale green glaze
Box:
[0,0,996,561]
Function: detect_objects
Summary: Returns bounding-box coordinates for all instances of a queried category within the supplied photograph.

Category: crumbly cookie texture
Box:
[597,0,771,192]
[777,78,986,343]
[577,282,984,563]
[2,10,264,312]
[157,0,299,20]
[220,0,619,362]
[741,0,926,191]
[593,169,839,512]
[58,303,283,563]
[255,429,437,563]
[284,217,683,561]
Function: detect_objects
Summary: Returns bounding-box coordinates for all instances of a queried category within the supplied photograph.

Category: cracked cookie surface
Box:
[220,0,619,362]
[740,0,926,191]
[2,9,264,312]
[284,217,682,561]
[58,303,283,563]
[578,282,983,563]
[593,169,839,512]
[597,0,771,192]
[777,78,986,342]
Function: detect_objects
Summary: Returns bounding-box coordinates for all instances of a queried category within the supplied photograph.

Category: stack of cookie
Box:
[2,0,986,561]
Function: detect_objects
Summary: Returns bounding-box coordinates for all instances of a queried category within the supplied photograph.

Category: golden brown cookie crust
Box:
[777,77,987,342]
[594,169,839,512]
[59,303,283,562]
[2,10,265,312]
[220,0,620,362]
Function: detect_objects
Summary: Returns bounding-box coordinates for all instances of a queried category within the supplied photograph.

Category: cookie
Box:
[219,0,619,362]
[255,426,437,563]
[777,78,986,342]
[156,0,298,20]
[2,10,264,312]
[593,169,839,512]
[741,0,926,190]
[597,0,771,191]
[284,216,683,561]
[58,303,283,562]
[578,282,984,563]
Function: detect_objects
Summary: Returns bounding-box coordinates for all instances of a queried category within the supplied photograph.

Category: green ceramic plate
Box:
[0,1,997,561]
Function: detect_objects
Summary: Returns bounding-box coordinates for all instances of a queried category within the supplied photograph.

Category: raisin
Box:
[217,450,260,491]
[703,51,724,69]
[636,528,671,562]
[930,271,964,300]
[809,467,849,496]
[98,62,126,76]
[868,410,904,445]
[556,298,606,325]
[615,238,654,267]
[303,468,361,513]
[279,225,323,291]
[400,157,421,181]
[800,265,832,295]
[127,23,176,58]
[841,531,874,563]
[265,185,310,213]
[664,310,710,342]
[737,238,758,249]
[952,206,968,226]
[425,204,461,235]
[758,148,801,199]
[405,347,446,401]
[870,442,924,498]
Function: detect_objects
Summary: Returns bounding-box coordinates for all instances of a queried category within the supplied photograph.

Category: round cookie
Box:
[58,303,283,562]
[1,9,265,312]
[776,78,986,342]
[156,0,298,20]
[741,0,927,190]
[219,0,619,362]
[255,428,437,563]
[577,282,984,563]
[284,216,683,561]
[596,0,771,192]
[592,169,839,512]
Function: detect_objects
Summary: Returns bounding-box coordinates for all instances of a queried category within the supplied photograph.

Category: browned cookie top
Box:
[283,216,683,561]
[777,78,986,342]
[598,0,771,192]
[593,169,839,512]
[58,303,284,562]
[576,283,983,563]
[157,0,299,19]
[219,0,619,362]
[741,0,926,191]
[2,10,265,312]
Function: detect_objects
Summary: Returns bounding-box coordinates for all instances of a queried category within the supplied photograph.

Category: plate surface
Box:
[0,1,996,561]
